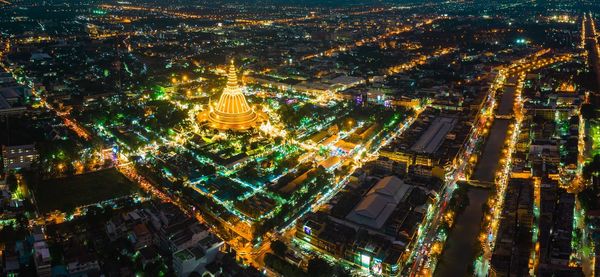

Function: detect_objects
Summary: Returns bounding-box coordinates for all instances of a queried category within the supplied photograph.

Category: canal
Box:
[434,187,490,277]
[470,119,511,184]
[496,86,516,116]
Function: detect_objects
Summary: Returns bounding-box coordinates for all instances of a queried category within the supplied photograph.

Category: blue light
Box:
[303,225,312,235]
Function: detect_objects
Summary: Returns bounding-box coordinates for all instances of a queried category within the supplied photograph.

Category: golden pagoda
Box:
[205,60,262,130]
[558,81,576,93]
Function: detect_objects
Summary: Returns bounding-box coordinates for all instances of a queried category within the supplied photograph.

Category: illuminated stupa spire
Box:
[208,60,258,130]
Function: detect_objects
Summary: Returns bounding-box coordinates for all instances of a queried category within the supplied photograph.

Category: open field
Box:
[32,168,138,213]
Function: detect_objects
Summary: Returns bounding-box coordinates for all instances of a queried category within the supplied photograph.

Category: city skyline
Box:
[0,0,599,276]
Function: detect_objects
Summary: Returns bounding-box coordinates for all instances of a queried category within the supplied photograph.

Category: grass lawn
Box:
[33,168,139,213]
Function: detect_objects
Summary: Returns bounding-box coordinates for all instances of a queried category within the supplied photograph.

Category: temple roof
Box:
[207,60,260,130]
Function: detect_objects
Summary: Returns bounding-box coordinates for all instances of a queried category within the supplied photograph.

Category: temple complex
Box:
[202,60,264,131]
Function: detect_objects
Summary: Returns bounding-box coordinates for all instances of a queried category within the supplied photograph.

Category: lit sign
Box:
[360,253,371,268]
[303,225,312,235]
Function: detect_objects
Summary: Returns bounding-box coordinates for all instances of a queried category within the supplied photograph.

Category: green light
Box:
[124,63,133,77]
[151,86,167,100]
[300,117,310,127]
[92,9,107,15]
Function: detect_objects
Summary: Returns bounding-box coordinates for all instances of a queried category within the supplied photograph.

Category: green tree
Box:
[270,240,287,257]
[583,154,600,180]
[581,103,597,120]
[6,173,18,192]
[307,257,333,277]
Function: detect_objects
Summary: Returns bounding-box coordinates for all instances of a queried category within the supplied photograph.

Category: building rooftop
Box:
[410,116,457,154]
[345,176,411,230]
[174,245,206,261]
